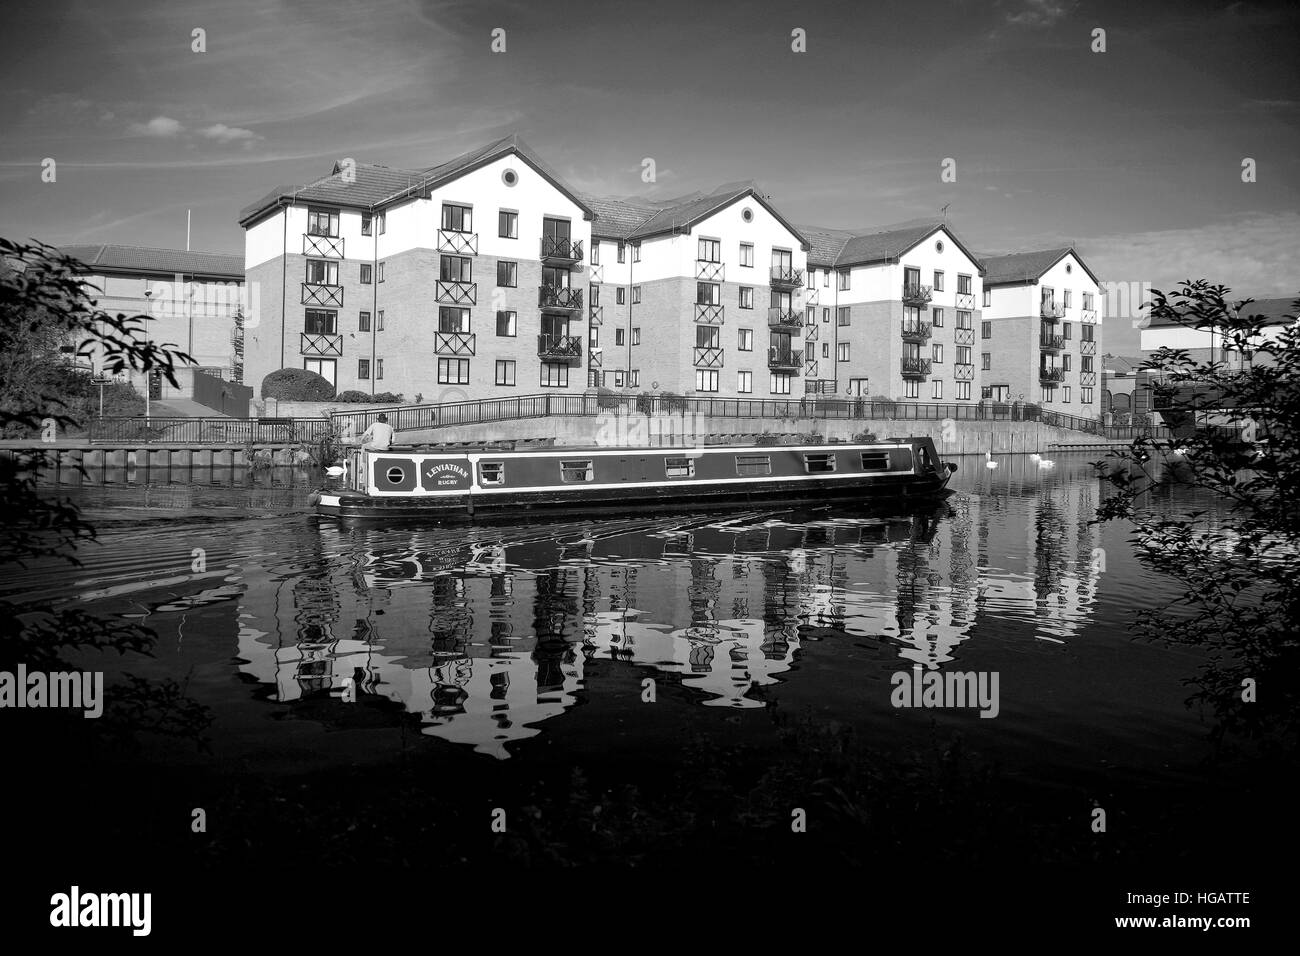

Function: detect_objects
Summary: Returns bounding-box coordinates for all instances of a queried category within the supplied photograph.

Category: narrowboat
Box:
[311,438,957,520]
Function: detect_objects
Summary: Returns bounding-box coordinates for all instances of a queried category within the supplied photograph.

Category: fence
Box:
[89,417,333,444]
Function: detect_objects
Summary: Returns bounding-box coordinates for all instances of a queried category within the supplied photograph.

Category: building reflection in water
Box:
[234,485,1102,758]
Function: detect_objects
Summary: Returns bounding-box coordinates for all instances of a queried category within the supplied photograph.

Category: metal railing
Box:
[768,348,803,369]
[538,334,582,362]
[541,236,584,262]
[903,283,933,305]
[1040,334,1065,350]
[901,321,932,341]
[695,303,724,324]
[89,417,333,444]
[901,357,933,377]
[437,229,478,255]
[302,283,344,308]
[768,307,801,328]
[539,285,583,312]
[434,331,476,356]
[303,234,344,258]
[770,266,804,288]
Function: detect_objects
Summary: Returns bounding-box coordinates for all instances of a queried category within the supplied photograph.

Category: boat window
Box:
[735,454,771,476]
[860,452,890,471]
[479,461,505,485]
[803,453,837,473]
[385,466,406,484]
[665,456,695,478]
[560,459,594,482]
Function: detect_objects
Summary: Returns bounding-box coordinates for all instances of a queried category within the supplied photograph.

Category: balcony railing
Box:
[805,323,819,342]
[588,263,604,284]
[955,292,975,310]
[1039,367,1065,383]
[804,359,818,376]
[1041,300,1066,318]
[589,304,603,326]
[1040,334,1065,351]
[770,266,804,289]
[538,334,582,364]
[1081,339,1097,355]
[695,303,724,324]
[589,348,603,369]
[901,357,933,378]
[301,283,344,308]
[768,347,803,370]
[902,283,933,306]
[955,327,975,345]
[539,285,583,313]
[767,306,801,329]
[541,236,584,264]
[300,332,342,357]
[1081,371,1097,386]
[303,234,344,258]
[436,279,476,305]
[901,320,932,342]
[1080,308,1097,323]
[434,331,476,356]
[696,260,724,282]
[954,363,974,381]
[693,347,724,369]
[437,229,478,255]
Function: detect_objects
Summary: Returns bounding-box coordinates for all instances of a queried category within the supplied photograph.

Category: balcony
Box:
[768,347,803,371]
[1040,333,1065,351]
[696,260,724,282]
[693,347,724,369]
[589,304,603,326]
[955,327,975,345]
[770,266,804,289]
[954,363,974,382]
[955,292,975,310]
[588,263,604,284]
[901,320,932,343]
[1039,367,1065,383]
[1081,371,1097,386]
[1081,339,1097,356]
[1080,308,1097,323]
[303,234,344,258]
[695,303,724,324]
[767,306,802,330]
[538,285,583,313]
[434,331,476,356]
[901,357,932,378]
[804,359,818,376]
[805,379,837,395]
[301,283,344,308]
[902,283,933,306]
[540,236,584,264]
[437,229,478,256]
[538,334,582,364]
[1041,299,1066,319]
[589,348,603,370]
[300,332,342,357]
[805,323,819,342]
[436,279,476,305]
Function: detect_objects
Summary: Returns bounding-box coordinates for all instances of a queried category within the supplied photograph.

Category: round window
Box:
[1066,263,1073,274]
[502,169,518,186]
[386,466,405,484]
[741,208,754,223]
[936,240,945,253]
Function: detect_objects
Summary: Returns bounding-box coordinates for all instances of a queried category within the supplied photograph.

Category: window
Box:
[696,369,719,392]
[440,255,471,281]
[376,211,386,235]
[958,274,972,295]
[359,311,371,332]
[561,460,594,483]
[616,287,626,305]
[439,306,470,332]
[630,370,639,387]
[1082,324,1095,342]
[737,370,752,393]
[631,244,640,263]
[441,203,472,232]
[377,310,384,331]
[1083,292,1094,310]
[358,359,370,380]
[822,343,829,358]
[697,282,721,305]
[304,309,336,334]
[956,310,972,330]
[613,371,625,388]
[615,329,625,346]
[1062,385,1071,402]
[956,346,971,365]
[541,363,569,388]
[1041,386,1056,403]
[1082,387,1094,403]
[665,457,695,478]
[698,238,721,262]
[735,454,771,477]
[932,307,944,327]
[632,327,640,345]
[361,213,373,237]
[360,263,372,284]
[498,210,518,239]
[981,352,990,370]
[983,289,991,307]
[861,452,890,471]
[377,261,385,283]
[769,373,792,395]
[823,270,830,288]
[847,378,869,396]
[497,261,517,287]
[617,241,626,263]
[982,320,992,338]
[695,326,719,348]
[1082,356,1094,373]
[957,382,971,400]
[590,242,600,265]
[837,307,851,326]
[739,242,754,267]
[771,248,792,274]
[590,285,600,307]
[632,286,641,304]
[837,271,850,291]
[903,380,919,399]
[1063,322,1072,339]
[932,379,943,399]
[838,342,850,362]
[495,360,516,386]
[479,462,505,485]
[933,270,944,291]
[1062,354,1071,371]
[438,358,470,384]
[305,260,338,285]
[376,359,383,380]
[496,311,516,336]
[307,208,338,237]
[822,308,830,323]
[303,357,336,385]
[983,384,1009,402]
[804,453,836,473]
[739,287,754,309]
[1063,289,1072,308]
[589,327,599,348]
[930,343,942,364]
[738,328,753,351]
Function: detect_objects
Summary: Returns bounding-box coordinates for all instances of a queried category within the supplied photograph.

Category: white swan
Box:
[985,451,998,470]
[1037,457,1055,469]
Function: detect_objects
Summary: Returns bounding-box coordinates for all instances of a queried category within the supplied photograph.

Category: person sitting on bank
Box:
[360,413,394,451]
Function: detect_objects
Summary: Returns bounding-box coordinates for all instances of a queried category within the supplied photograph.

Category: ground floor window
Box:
[438,358,470,384]
[696,369,719,392]
[847,378,869,396]
[769,373,792,395]
[956,381,971,400]
[1082,387,1093,404]
[1041,385,1056,402]
[982,384,1010,402]
[358,359,370,380]
[1062,385,1071,402]
[495,360,516,386]
[541,363,569,387]
[903,379,919,399]
[737,370,752,393]
[304,358,336,385]
[630,369,640,387]
[931,379,943,399]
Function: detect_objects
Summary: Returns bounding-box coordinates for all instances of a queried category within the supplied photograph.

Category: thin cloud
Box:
[129,116,183,137]
[199,124,261,146]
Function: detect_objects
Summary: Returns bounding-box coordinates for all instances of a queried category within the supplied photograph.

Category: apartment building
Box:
[800,222,985,402]
[582,184,811,397]
[981,248,1103,416]
[239,135,594,400]
[1140,296,1295,368]
[59,243,245,392]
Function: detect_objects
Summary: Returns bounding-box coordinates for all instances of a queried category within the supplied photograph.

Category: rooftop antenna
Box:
[940,202,950,223]
[186,209,191,251]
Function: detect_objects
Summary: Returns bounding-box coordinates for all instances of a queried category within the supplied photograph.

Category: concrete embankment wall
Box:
[399,414,1129,455]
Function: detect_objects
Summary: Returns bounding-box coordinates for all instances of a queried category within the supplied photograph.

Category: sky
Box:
[1,0,1297,354]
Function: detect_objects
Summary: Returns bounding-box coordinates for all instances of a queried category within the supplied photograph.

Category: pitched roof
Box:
[981,247,1100,286]
[834,221,945,268]
[238,134,593,227]
[1144,296,1298,329]
[59,244,243,278]
[582,195,663,240]
[1102,354,1145,374]
[793,224,854,267]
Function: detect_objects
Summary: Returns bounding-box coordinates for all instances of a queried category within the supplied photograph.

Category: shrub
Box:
[660,391,689,414]
[331,390,404,403]
[851,430,879,443]
[261,368,334,401]
[595,387,622,409]
[755,433,781,445]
